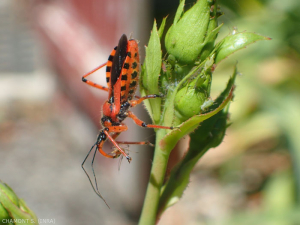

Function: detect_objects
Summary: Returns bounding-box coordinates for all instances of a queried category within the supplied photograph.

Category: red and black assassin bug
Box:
[81,34,173,206]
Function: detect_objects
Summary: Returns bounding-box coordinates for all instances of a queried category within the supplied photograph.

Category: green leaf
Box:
[159,110,229,214]
[161,55,213,128]
[161,85,234,151]
[158,66,238,215]
[0,182,19,207]
[19,200,38,224]
[173,0,185,25]
[158,17,167,39]
[161,65,237,151]
[200,23,223,61]
[188,66,238,150]
[199,0,222,61]
[143,20,163,123]
[215,32,271,63]
[0,181,38,224]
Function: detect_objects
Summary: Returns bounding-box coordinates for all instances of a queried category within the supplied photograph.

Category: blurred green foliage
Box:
[0,181,38,225]
[210,0,300,224]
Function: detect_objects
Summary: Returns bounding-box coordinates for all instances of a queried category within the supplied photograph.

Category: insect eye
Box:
[121,102,130,109]
[100,132,106,140]
[101,116,111,123]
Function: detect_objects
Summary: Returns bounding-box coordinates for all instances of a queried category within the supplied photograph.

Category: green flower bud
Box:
[174,74,211,122]
[173,53,215,123]
[0,181,38,224]
[0,181,19,220]
[165,0,218,65]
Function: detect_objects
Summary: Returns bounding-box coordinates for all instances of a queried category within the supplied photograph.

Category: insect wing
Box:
[120,39,140,103]
[111,35,128,97]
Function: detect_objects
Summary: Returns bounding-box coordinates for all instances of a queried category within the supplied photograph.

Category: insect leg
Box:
[116,140,154,147]
[103,129,132,163]
[110,132,153,146]
[130,94,162,107]
[97,139,121,159]
[82,62,109,91]
[127,111,174,130]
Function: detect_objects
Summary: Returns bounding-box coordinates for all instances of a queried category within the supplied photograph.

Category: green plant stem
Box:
[139,129,169,225]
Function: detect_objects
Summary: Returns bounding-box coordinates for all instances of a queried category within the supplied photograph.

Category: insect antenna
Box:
[81,141,110,208]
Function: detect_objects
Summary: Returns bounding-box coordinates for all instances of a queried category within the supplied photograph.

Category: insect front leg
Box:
[97,137,120,159]
[103,125,132,163]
